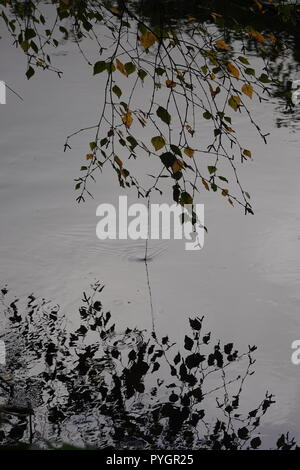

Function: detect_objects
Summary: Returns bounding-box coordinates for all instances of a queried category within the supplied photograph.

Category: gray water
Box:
[1,24,300,443]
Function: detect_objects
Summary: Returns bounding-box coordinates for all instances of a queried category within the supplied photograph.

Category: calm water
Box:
[1,19,300,444]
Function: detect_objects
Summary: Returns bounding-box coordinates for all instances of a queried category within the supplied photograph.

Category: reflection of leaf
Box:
[156,106,171,125]
[226,63,240,79]
[122,111,133,128]
[241,83,253,99]
[140,31,156,49]
[215,40,229,51]
[151,136,165,151]
[184,147,194,158]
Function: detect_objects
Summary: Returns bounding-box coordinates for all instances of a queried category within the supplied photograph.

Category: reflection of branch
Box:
[5,84,23,102]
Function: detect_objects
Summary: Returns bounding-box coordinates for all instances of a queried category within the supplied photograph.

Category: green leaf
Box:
[203,111,212,120]
[170,145,182,157]
[156,106,171,125]
[138,69,147,81]
[151,136,165,151]
[93,61,107,75]
[112,84,122,98]
[126,136,138,150]
[208,166,217,174]
[160,152,176,168]
[124,62,136,75]
[155,67,165,76]
[89,141,97,151]
[180,192,193,205]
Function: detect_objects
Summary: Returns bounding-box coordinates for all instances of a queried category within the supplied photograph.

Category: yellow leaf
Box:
[172,159,184,173]
[151,136,165,151]
[86,153,93,160]
[249,30,265,43]
[166,79,176,89]
[243,149,252,158]
[215,40,229,51]
[116,58,128,76]
[241,83,253,99]
[227,63,240,79]
[114,156,123,167]
[122,111,133,128]
[140,31,156,50]
[184,147,195,158]
[201,178,210,191]
[20,41,29,52]
[222,189,229,196]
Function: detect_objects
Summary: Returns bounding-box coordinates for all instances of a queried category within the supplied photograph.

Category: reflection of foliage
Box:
[0,1,299,214]
[0,284,297,450]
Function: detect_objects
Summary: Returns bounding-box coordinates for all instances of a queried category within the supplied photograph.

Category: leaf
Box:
[189,318,202,331]
[138,69,147,81]
[86,153,93,160]
[215,40,229,51]
[172,159,184,173]
[122,111,133,128]
[140,31,156,49]
[228,95,241,111]
[93,61,107,75]
[249,30,265,43]
[243,149,252,158]
[184,147,194,158]
[226,63,240,79]
[184,335,194,351]
[26,66,35,80]
[160,152,176,168]
[114,156,123,168]
[250,437,262,449]
[208,166,217,175]
[203,111,212,120]
[238,427,249,440]
[166,79,176,89]
[116,58,127,76]
[241,83,253,99]
[151,136,165,151]
[124,62,136,75]
[112,84,122,98]
[180,191,193,205]
[156,106,171,125]
[201,178,210,191]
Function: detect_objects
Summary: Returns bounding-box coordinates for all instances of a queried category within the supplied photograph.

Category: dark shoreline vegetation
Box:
[0,284,298,450]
